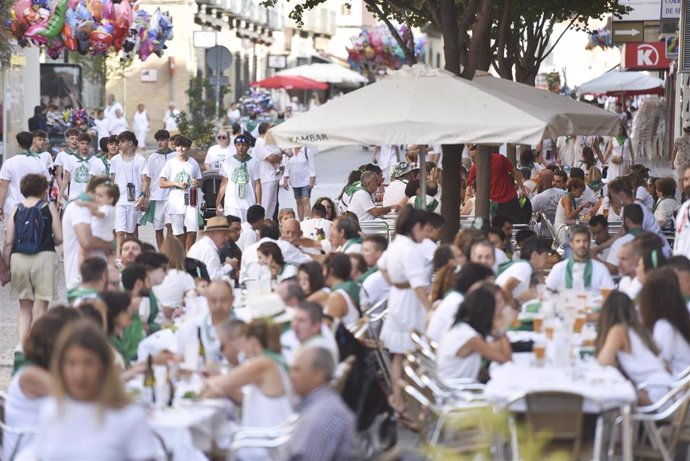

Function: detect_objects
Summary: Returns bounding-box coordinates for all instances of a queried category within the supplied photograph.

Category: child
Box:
[160,135,202,251]
[76,182,119,265]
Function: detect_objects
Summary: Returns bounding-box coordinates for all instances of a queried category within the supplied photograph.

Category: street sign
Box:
[621,41,672,69]
[661,0,681,19]
[208,76,229,87]
[207,46,232,72]
[612,21,645,42]
[617,0,661,21]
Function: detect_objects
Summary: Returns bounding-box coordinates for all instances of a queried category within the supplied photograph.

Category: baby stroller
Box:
[199,170,223,222]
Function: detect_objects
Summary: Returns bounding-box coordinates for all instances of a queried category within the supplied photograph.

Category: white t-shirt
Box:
[280,326,339,367]
[654,319,690,377]
[39,151,54,171]
[285,148,316,188]
[109,117,128,135]
[54,149,75,170]
[382,180,407,207]
[109,154,146,206]
[204,144,235,172]
[163,109,180,131]
[437,323,481,381]
[64,154,102,200]
[34,397,158,461]
[92,205,115,242]
[62,202,94,289]
[426,291,464,343]
[544,258,615,292]
[495,261,533,300]
[160,157,203,215]
[89,155,110,177]
[145,150,175,201]
[301,218,332,241]
[237,221,258,252]
[606,233,636,268]
[361,270,390,309]
[94,118,110,142]
[618,275,642,300]
[636,186,654,209]
[347,189,377,222]
[220,155,261,210]
[0,154,50,216]
[254,137,282,183]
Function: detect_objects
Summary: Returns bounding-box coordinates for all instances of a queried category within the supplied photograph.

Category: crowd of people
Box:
[1,116,690,458]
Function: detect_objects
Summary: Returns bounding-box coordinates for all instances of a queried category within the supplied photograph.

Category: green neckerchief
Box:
[498,260,539,284]
[97,154,110,176]
[344,181,364,198]
[263,350,288,371]
[230,154,252,197]
[566,192,576,210]
[119,313,146,365]
[156,147,173,156]
[588,179,603,193]
[565,257,593,289]
[359,266,378,283]
[413,195,439,212]
[66,286,99,305]
[140,200,156,225]
[76,153,94,163]
[64,147,78,156]
[147,291,160,333]
[343,237,363,252]
[12,352,27,375]
[332,280,361,308]
[109,334,131,369]
[63,192,92,211]
[615,135,627,145]
[628,227,644,237]
[651,199,659,213]
[25,149,40,158]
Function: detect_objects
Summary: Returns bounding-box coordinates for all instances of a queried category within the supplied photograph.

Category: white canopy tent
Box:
[576,71,665,96]
[269,65,621,148]
[276,63,368,86]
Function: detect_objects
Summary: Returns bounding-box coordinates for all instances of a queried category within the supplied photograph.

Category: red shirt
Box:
[467,153,517,203]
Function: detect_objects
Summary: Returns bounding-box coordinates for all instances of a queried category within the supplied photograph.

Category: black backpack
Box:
[14,200,49,254]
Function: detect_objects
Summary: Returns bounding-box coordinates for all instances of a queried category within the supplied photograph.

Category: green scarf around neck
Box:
[565,257,593,289]
[343,237,363,252]
[414,195,439,212]
[359,266,378,283]
[332,280,361,308]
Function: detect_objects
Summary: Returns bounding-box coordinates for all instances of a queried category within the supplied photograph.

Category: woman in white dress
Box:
[4,307,81,461]
[379,205,432,415]
[554,178,591,244]
[437,284,513,381]
[203,320,293,460]
[32,321,159,461]
[604,123,634,182]
[596,291,673,404]
[131,103,150,149]
[639,268,690,377]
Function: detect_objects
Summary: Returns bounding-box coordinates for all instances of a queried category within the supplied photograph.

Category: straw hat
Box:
[204,216,230,232]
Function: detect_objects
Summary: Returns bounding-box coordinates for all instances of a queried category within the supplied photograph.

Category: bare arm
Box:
[460,335,512,363]
[254,179,261,205]
[3,207,15,268]
[672,147,678,168]
[325,292,349,321]
[202,357,269,403]
[597,324,627,367]
[49,203,63,246]
[74,223,112,252]
[59,171,71,200]
[216,177,228,211]
[0,179,8,220]
[160,176,183,190]
[368,204,399,217]
[415,286,432,312]
[19,366,52,399]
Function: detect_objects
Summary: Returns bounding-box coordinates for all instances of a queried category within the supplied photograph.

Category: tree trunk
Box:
[474,145,492,222]
[439,0,461,75]
[440,144,463,242]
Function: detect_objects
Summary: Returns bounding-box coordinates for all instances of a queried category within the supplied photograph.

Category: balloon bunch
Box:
[5,0,174,61]
[585,28,612,50]
[238,88,275,116]
[346,25,427,77]
[63,107,94,129]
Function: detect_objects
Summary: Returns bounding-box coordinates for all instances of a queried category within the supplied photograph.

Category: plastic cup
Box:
[600,288,612,300]
[545,324,555,341]
[533,343,546,366]
[573,314,586,334]
[533,315,544,333]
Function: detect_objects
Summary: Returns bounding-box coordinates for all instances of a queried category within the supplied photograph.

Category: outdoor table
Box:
[486,355,637,460]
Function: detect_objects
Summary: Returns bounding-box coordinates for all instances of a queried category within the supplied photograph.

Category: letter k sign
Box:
[637,44,659,66]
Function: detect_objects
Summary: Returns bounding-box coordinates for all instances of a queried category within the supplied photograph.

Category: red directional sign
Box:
[621,42,673,70]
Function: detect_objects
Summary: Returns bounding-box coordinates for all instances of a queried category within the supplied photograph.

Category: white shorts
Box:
[152,200,168,231]
[115,204,141,234]
[170,209,200,235]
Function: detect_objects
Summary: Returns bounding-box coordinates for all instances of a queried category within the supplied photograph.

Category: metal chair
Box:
[506,391,605,461]
[410,329,438,361]
[331,355,356,395]
[0,391,37,461]
[228,415,298,461]
[359,221,391,240]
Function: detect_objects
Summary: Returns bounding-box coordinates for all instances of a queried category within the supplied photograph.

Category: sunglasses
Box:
[217,136,228,140]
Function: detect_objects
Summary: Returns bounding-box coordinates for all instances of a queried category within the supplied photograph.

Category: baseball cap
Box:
[234,134,251,144]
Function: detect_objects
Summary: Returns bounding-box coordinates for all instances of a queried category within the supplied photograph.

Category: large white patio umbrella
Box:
[276,63,368,86]
[576,71,665,96]
[269,64,620,148]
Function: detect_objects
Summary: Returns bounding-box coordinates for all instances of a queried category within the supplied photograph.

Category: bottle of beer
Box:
[143,354,156,405]
[197,326,206,367]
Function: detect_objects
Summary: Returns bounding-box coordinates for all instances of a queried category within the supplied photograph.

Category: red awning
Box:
[250,75,328,90]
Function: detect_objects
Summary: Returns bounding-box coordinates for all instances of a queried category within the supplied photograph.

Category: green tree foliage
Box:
[177,76,228,149]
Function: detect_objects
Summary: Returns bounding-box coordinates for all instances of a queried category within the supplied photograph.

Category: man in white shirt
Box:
[603,204,643,274]
[62,176,114,289]
[617,240,642,299]
[281,301,339,366]
[30,130,54,172]
[347,171,400,222]
[240,220,311,283]
[360,235,390,310]
[54,128,80,190]
[143,130,174,249]
[104,94,124,127]
[674,166,690,257]
[187,217,236,280]
[162,101,180,134]
[204,129,235,172]
[237,204,265,252]
[383,161,416,207]
[605,177,671,255]
[216,134,261,222]
[530,169,565,239]
[545,225,614,293]
[110,131,149,247]
[254,122,283,219]
[0,131,50,220]
[60,132,103,203]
